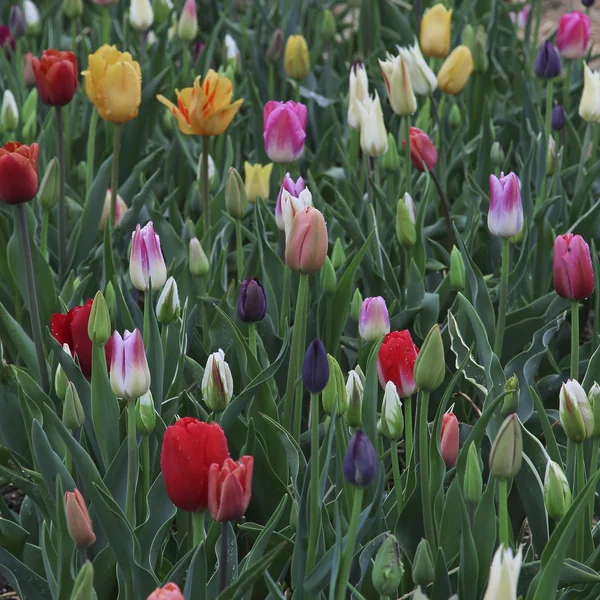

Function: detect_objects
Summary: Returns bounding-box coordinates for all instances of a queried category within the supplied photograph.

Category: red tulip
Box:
[553,233,594,301]
[160,418,230,512]
[377,330,419,398]
[32,49,78,107]
[408,127,438,172]
[208,456,254,522]
[0,142,39,205]
[0,26,15,57]
[440,413,459,467]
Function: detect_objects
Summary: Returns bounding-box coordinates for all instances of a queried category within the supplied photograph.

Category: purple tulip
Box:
[488,172,523,239]
[276,173,305,230]
[263,100,307,164]
[359,296,390,343]
[343,430,377,487]
[551,104,566,131]
[237,278,267,323]
[129,222,168,292]
[534,41,561,79]
[302,338,329,394]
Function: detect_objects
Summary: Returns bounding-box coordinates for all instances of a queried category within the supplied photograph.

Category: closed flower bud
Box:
[189,237,209,276]
[23,1,39,35]
[359,296,390,342]
[266,28,284,63]
[579,63,600,123]
[331,238,346,269]
[322,9,336,40]
[449,104,462,128]
[396,197,417,247]
[22,53,35,89]
[9,6,26,39]
[379,52,417,116]
[136,391,156,435]
[420,3,452,58]
[544,460,571,521]
[437,46,474,95]
[71,561,95,600]
[403,192,417,223]
[534,41,561,79]
[100,189,128,231]
[302,338,329,394]
[222,34,241,71]
[551,104,566,131]
[470,25,489,73]
[320,256,337,295]
[88,291,112,346]
[343,429,377,486]
[348,61,369,131]
[63,381,85,430]
[55,344,70,399]
[358,92,388,157]
[589,382,600,437]
[38,158,60,211]
[408,127,438,172]
[355,365,366,386]
[64,489,96,547]
[380,382,404,440]
[1,90,18,132]
[449,246,465,291]
[202,349,234,412]
[545,135,557,176]
[382,134,401,172]
[582,0,594,7]
[488,172,523,239]
[177,0,198,41]
[553,233,595,300]
[197,153,218,191]
[208,456,253,522]
[322,354,347,416]
[129,222,168,291]
[412,539,435,586]
[372,534,404,595]
[147,583,184,600]
[152,0,173,26]
[501,375,520,417]
[104,282,116,326]
[440,412,459,467]
[490,141,505,167]
[110,329,151,402]
[237,277,267,322]
[559,379,593,442]
[463,442,483,503]
[350,289,363,321]
[244,162,273,203]
[156,277,181,325]
[285,207,328,274]
[263,101,308,164]
[413,324,445,392]
[345,370,364,427]
[489,414,523,479]
[284,34,309,80]
[63,0,83,20]
[130,0,154,31]
[482,546,523,600]
[225,167,248,219]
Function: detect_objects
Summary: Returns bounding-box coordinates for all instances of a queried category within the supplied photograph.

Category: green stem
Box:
[401,116,411,196]
[498,478,510,549]
[192,510,205,547]
[110,124,122,229]
[563,61,572,112]
[160,324,168,358]
[218,521,229,593]
[349,129,360,179]
[575,122,592,192]
[306,393,321,573]
[576,442,586,562]
[248,323,257,359]
[419,390,435,549]
[125,401,138,527]
[182,44,189,87]
[592,125,600,171]
[139,31,147,69]
[201,137,211,245]
[571,300,579,380]
[404,395,413,467]
[102,7,110,44]
[16,205,49,393]
[293,83,301,103]
[268,63,275,101]
[15,40,22,91]
[535,80,554,212]
[56,107,67,278]
[235,218,243,284]
[40,209,49,260]
[141,434,150,523]
[86,111,98,196]
[390,438,403,515]
[334,487,363,600]
[589,438,598,520]
[280,265,291,336]
[335,417,352,516]
[70,20,77,56]
[493,239,510,358]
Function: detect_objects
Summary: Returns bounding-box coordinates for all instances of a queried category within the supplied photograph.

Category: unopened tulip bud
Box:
[100,189,128,231]
[202,349,233,411]
[177,0,198,41]
[379,382,404,440]
[285,207,328,273]
[545,135,557,176]
[63,381,85,430]
[23,1,40,35]
[71,561,95,600]
[1,90,18,133]
[359,296,390,342]
[9,5,26,39]
[322,354,347,416]
[322,9,336,40]
[129,222,168,291]
[396,197,416,247]
[544,460,571,521]
[345,370,364,427]
[403,192,417,223]
[63,0,83,20]
[589,382,600,437]
[420,3,452,58]
[449,104,462,128]
[237,278,267,322]
[152,0,173,25]
[156,277,181,325]
[38,158,60,211]
[372,534,404,595]
[559,379,593,442]
[104,282,116,326]
[320,256,336,295]
[284,34,310,80]
[534,41,561,79]
[382,134,401,172]
[331,238,346,269]
[189,237,209,276]
[413,324,445,392]
[266,28,284,63]
[579,63,600,123]
[440,412,459,467]
[348,61,369,130]
[437,45,474,95]
[582,0,594,7]
[130,0,154,31]
[343,430,377,486]
[490,141,505,167]
[412,539,435,586]
[553,233,595,301]
[136,391,156,435]
[462,24,475,48]
[181,218,196,243]
[22,53,35,88]
[55,345,70,400]
[489,414,523,479]
[302,338,330,394]
[64,489,96,548]
[551,104,566,131]
[449,246,465,291]
[225,167,248,219]
[75,161,86,183]
[350,289,363,321]
[463,442,482,503]
[501,375,519,416]
[355,365,366,386]
[110,329,151,402]
[88,291,112,346]
[147,583,184,600]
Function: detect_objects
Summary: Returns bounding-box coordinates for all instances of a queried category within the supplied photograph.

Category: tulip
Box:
[147,583,184,600]
[372,534,404,595]
[9,5,26,39]
[23,1,40,35]
[88,291,111,346]
[556,11,591,59]
[55,344,69,399]
[266,28,284,62]
[345,370,364,427]
[343,430,377,486]
[358,91,388,157]
[160,417,230,511]
[398,41,438,96]
[64,489,96,547]
[350,288,363,322]
[136,391,156,435]
[404,192,417,223]
[284,34,309,80]
[156,277,181,324]
[379,381,404,440]
[130,0,154,31]
[285,207,328,273]
[276,173,305,230]
[263,100,307,163]
[281,187,313,241]
[129,222,168,291]
[1,90,18,132]
[437,45,474,95]
[0,142,39,205]
[396,198,416,247]
[100,188,128,230]
[109,329,151,401]
[152,0,173,26]
[237,278,267,322]
[440,412,459,467]
[331,238,345,269]
[322,354,347,416]
[302,338,329,394]
[590,382,600,437]
[489,414,523,479]
[244,162,273,202]
[468,25,489,73]
[490,141,505,167]
[197,152,218,190]
[71,561,94,599]
[579,63,600,123]
[544,460,571,520]
[378,52,416,116]
[560,379,594,442]
[320,253,336,293]
[488,172,523,239]
[359,297,390,342]
[482,545,522,600]
[177,0,198,41]
[189,237,209,276]
[202,349,234,411]
[63,0,84,19]
[510,5,531,30]
[463,442,483,503]
[582,0,594,6]
[420,4,452,58]
[551,104,566,131]
[348,61,369,130]
[32,50,78,107]
[408,127,438,171]
[0,26,16,57]
[208,456,254,522]
[157,70,243,136]
[83,45,142,123]
[377,330,419,397]
[22,53,35,88]
[450,246,466,291]
[533,41,561,79]
[223,34,241,70]
[63,381,85,430]
[414,324,445,392]
[412,539,435,586]
[225,167,248,219]
[553,233,594,300]
[502,374,520,416]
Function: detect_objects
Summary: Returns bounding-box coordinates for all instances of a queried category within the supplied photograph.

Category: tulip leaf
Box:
[431,548,453,600]
[530,386,562,468]
[438,478,462,563]
[474,475,497,596]
[458,486,478,600]
[183,539,207,600]
[143,285,164,409]
[0,545,52,600]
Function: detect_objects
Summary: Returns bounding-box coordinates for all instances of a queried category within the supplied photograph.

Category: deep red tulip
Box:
[377,330,419,398]
[207,456,254,522]
[0,142,39,205]
[0,26,15,57]
[161,418,230,512]
[440,413,459,467]
[408,127,438,172]
[32,49,78,107]
[553,233,594,301]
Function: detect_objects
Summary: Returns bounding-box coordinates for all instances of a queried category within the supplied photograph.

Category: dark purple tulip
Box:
[343,430,377,487]
[302,338,329,394]
[551,104,566,131]
[534,41,561,79]
[237,278,267,323]
[192,42,206,65]
[582,0,594,7]
[9,5,26,39]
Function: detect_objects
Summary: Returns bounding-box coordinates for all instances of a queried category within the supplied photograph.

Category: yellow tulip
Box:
[156,70,243,136]
[244,162,273,202]
[82,45,142,123]
[284,35,310,80]
[420,4,452,58]
[437,45,474,95]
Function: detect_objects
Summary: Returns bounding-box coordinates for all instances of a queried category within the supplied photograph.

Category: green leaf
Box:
[448,311,487,394]
[183,540,206,600]
[458,487,478,600]
[474,475,497,596]
[0,545,52,600]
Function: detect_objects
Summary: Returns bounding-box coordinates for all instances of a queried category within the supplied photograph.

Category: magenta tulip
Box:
[556,11,591,59]
[553,233,594,300]
[488,172,523,238]
[263,100,307,164]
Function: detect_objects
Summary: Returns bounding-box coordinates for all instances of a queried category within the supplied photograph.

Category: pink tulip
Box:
[285,206,328,273]
[276,172,305,230]
[408,127,438,172]
[129,222,168,291]
[64,489,96,548]
[109,329,151,401]
[440,413,459,467]
[556,11,591,60]
[208,456,254,522]
[359,297,390,342]
[488,172,523,238]
[263,100,307,164]
[147,583,184,600]
[510,5,531,30]
[553,233,594,300]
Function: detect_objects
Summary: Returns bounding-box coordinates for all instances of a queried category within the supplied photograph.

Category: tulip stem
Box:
[498,478,510,548]
[40,209,49,260]
[125,401,138,527]
[110,124,122,229]
[139,31,147,69]
[192,510,205,547]
[218,521,229,593]
[390,439,403,516]
[268,63,275,101]
[571,300,579,380]
[16,204,49,393]
[493,239,510,359]
[576,442,586,562]
[333,487,363,600]
[404,395,413,468]
[535,79,554,213]
[201,137,211,245]
[429,170,454,248]
[102,7,110,44]
[86,111,98,196]
[400,116,411,196]
[280,265,291,337]
[562,61,572,112]
[235,218,243,284]
[56,107,67,278]
[335,418,353,516]
[306,392,321,573]
[575,123,591,192]
[418,390,435,549]
[141,434,150,523]
[248,323,257,359]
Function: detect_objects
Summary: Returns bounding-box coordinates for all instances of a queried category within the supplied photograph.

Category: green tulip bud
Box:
[322,9,336,40]
[372,533,404,595]
[355,365,366,386]
[152,0,172,26]
[543,460,571,521]
[136,391,156,435]
[320,256,336,295]
[75,161,87,183]
[38,158,60,211]
[104,282,117,327]
[345,370,363,427]
[379,382,404,440]
[63,0,83,20]
[63,381,85,430]
[396,197,417,247]
[559,380,593,443]
[449,246,465,291]
[381,133,401,172]
[55,344,70,400]
[463,442,483,503]
[182,218,196,243]
[412,539,435,586]
[331,238,346,269]
[88,291,111,347]
[1,90,18,133]
[350,289,363,321]
[70,561,95,600]
[489,414,522,480]
[22,115,37,145]
[225,167,248,220]
[413,325,445,392]
[322,354,347,416]
[490,141,505,167]
[461,24,475,48]
[448,103,462,128]
[189,237,209,276]
[501,375,519,417]
[156,276,181,325]
[589,382,600,438]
